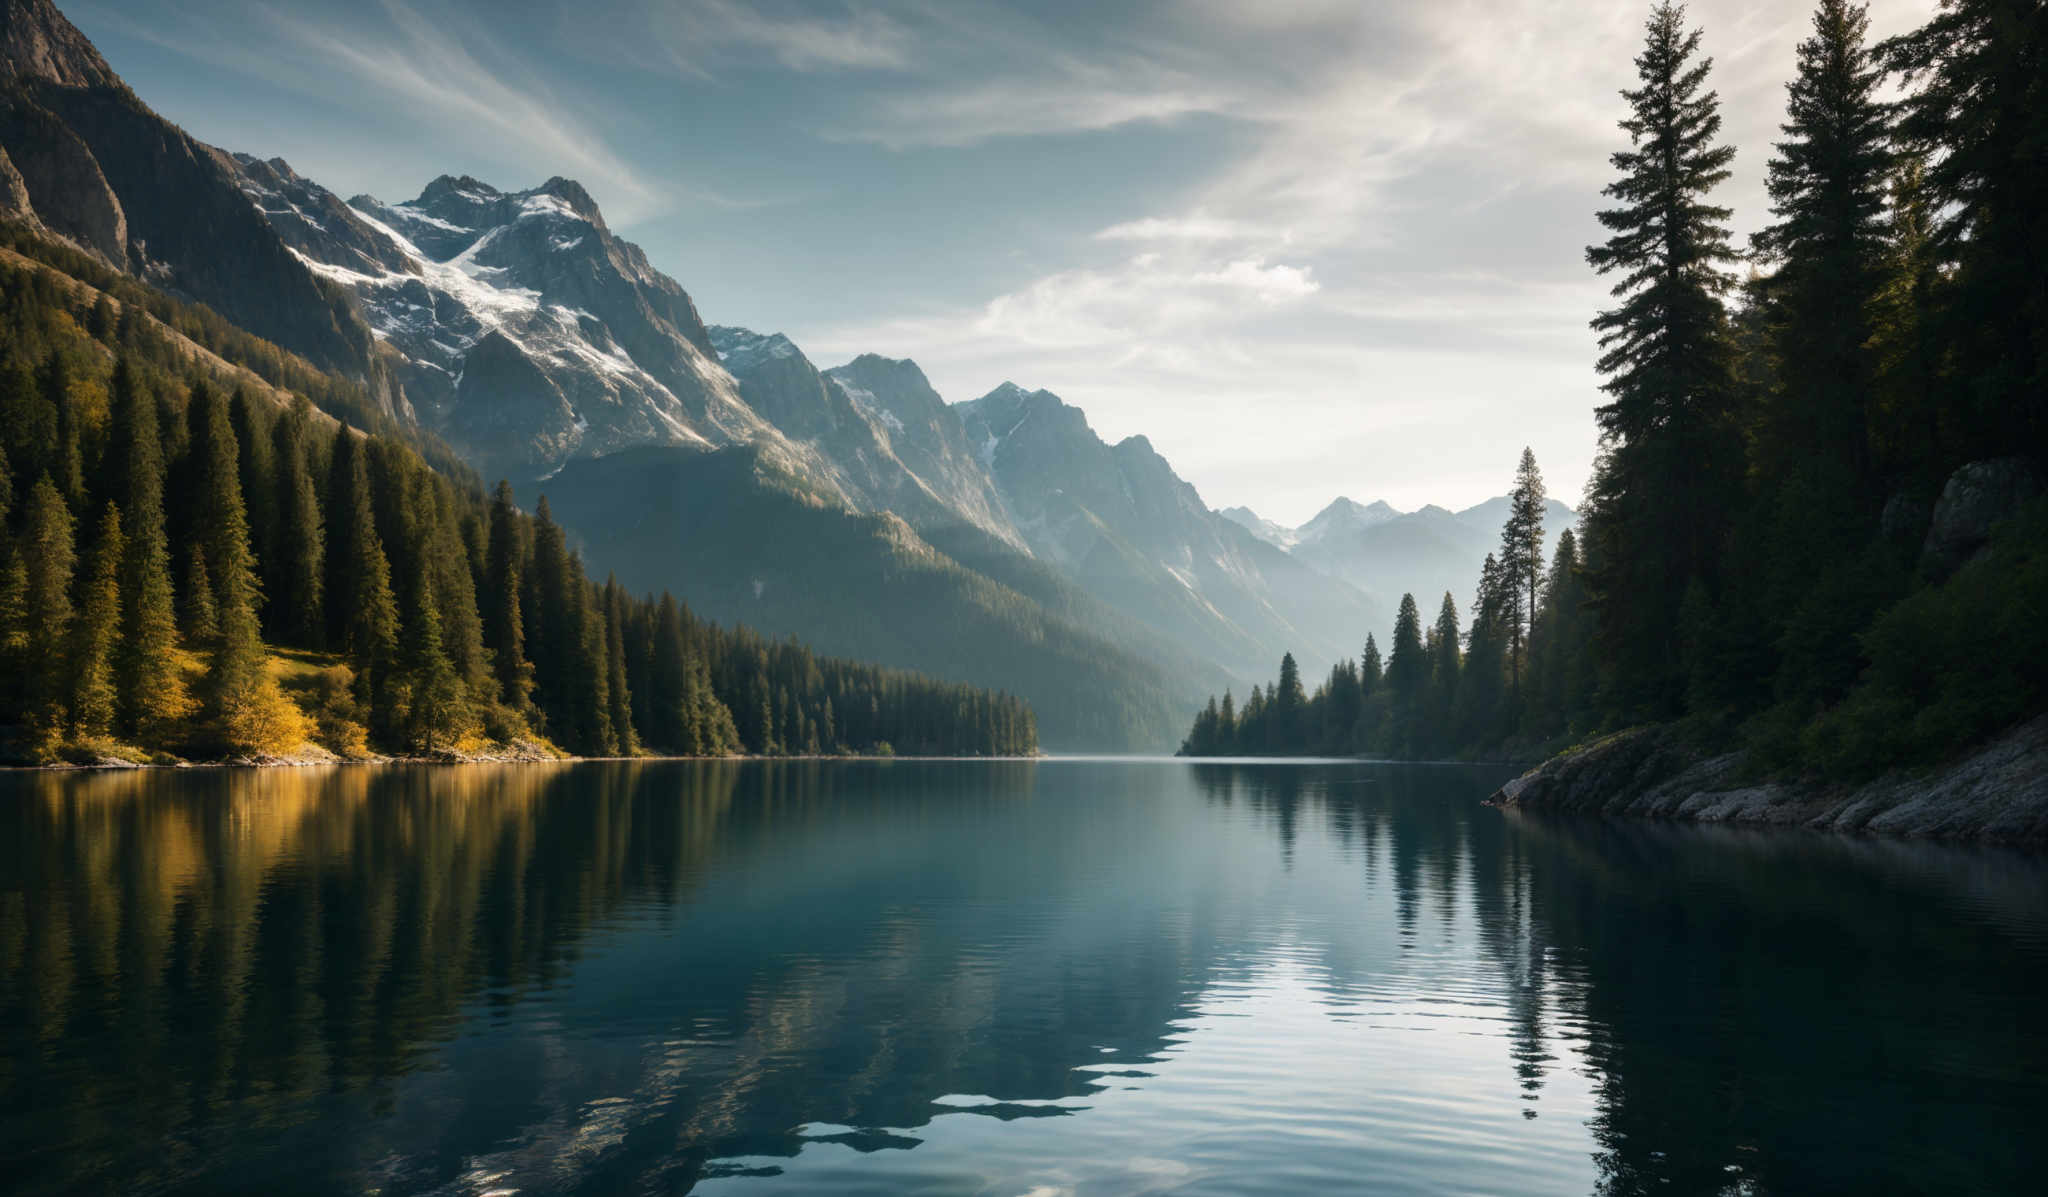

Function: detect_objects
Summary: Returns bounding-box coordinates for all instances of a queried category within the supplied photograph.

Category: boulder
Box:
[1921,458,2042,578]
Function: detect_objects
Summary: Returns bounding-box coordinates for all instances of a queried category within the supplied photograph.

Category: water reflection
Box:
[1,760,2045,1195]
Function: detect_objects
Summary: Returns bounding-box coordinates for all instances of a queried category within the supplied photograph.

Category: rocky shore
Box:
[1491,714,2048,844]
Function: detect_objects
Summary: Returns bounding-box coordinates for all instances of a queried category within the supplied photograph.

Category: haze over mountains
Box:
[1223,496,1578,621]
[0,0,1557,748]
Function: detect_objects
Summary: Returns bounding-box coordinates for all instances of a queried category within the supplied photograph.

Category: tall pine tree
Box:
[1584,1,1743,715]
[108,358,190,738]
[19,477,76,734]
[70,506,123,741]
[1751,0,1892,494]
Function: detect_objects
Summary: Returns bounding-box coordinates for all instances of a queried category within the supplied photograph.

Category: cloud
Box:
[642,0,914,75]
[80,0,664,220]
[265,1,660,216]
[967,252,1319,350]
[1194,259,1319,304]
[825,66,1232,149]
[1095,216,1272,244]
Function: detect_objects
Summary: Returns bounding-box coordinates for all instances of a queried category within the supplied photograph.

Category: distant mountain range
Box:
[1222,496,1578,620]
[0,0,1556,747]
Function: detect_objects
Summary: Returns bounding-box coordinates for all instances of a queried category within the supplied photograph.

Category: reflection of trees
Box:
[0,763,744,1195]
[1496,815,2048,1195]
[1186,763,2048,1195]
[6,762,2046,1195]
[0,759,1233,1195]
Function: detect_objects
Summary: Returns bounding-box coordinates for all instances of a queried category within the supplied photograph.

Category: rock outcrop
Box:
[1492,716,2048,843]
[1922,457,2042,578]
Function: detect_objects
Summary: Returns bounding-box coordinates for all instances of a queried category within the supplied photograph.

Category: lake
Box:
[3,759,2046,1195]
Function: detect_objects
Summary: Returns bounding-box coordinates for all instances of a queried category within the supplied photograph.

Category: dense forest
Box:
[0,249,1036,762]
[1185,0,2047,776]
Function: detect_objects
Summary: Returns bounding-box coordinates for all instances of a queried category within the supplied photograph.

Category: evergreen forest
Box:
[0,244,1036,762]
[1183,0,2047,777]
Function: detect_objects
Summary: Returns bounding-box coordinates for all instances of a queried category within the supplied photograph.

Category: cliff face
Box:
[1492,716,2048,843]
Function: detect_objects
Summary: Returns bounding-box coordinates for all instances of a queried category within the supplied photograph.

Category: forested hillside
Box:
[0,238,1036,762]
[539,444,1189,751]
[1185,0,2047,778]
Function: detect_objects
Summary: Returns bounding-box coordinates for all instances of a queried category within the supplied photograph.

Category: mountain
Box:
[232,160,784,485]
[956,382,1382,680]
[709,326,1023,549]
[0,1,1406,743]
[1293,496,1402,550]
[1291,496,1577,618]
[0,0,401,408]
[1217,506,1296,549]
[537,444,1191,751]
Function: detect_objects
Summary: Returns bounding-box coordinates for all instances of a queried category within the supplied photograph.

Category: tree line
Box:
[1186,0,2047,774]
[0,258,1036,761]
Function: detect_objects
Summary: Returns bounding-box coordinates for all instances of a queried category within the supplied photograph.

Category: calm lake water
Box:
[4,759,2047,1195]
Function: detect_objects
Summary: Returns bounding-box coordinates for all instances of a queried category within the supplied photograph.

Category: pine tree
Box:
[646,593,691,752]
[427,483,492,716]
[0,451,25,713]
[181,544,218,641]
[270,400,325,645]
[325,431,399,710]
[43,355,83,508]
[1868,156,1947,483]
[1385,593,1428,752]
[484,481,534,713]
[1499,449,1547,696]
[190,384,278,750]
[394,557,468,751]
[1880,0,2048,458]
[1428,591,1463,750]
[0,359,55,488]
[528,496,578,741]
[1751,0,1892,494]
[1528,528,1589,736]
[19,477,76,734]
[1584,1,1744,715]
[70,506,123,741]
[1460,557,1510,747]
[602,576,639,756]
[108,358,190,737]
[228,390,280,627]
[579,584,619,756]
[1273,651,1307,752]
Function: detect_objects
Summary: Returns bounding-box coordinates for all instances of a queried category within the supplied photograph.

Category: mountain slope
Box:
[0,0,400,409]
[957,382,1382,680]
[538,445,1189,751]
[231,161,781,484]
[709,326,1023,549]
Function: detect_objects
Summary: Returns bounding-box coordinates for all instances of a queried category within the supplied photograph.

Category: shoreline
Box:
[1488,714,2048,846]
[0,749,1055,772]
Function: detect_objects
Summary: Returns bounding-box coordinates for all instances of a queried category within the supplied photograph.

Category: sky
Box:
[67,0,1935,523]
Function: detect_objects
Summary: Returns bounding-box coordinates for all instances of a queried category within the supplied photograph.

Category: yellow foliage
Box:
[217,673,314,757]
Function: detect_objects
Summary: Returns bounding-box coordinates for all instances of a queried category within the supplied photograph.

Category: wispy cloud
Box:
[79,0,664,219]
[642,0,915,76]
[1095,215,1275,244]
[263,1,660,217]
